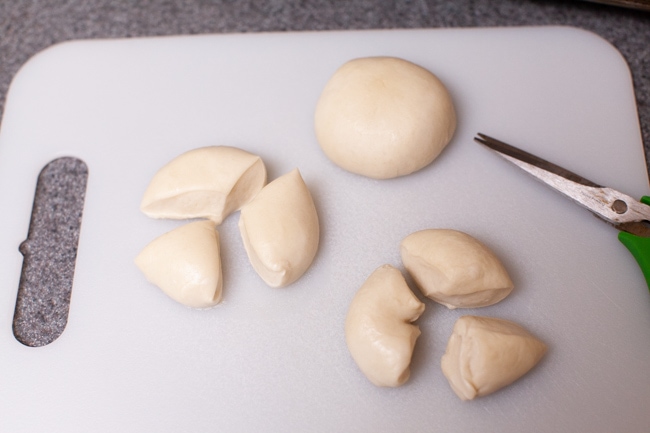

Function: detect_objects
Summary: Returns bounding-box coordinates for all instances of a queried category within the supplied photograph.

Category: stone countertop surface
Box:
[0,0,649,344]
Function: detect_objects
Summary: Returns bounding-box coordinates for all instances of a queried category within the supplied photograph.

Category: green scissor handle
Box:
[618,195,650,292]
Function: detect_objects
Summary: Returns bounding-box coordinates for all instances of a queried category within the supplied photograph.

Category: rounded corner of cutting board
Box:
[4,39,101,103]
[11,39,77,74]
[549,25,633,74]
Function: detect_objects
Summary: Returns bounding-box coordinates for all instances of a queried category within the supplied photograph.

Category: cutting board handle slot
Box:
[12,157,88,347]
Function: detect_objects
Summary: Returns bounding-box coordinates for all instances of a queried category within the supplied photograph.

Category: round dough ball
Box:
[314,56,456,179]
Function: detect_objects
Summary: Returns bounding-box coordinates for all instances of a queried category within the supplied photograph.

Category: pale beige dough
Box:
[140,146,266,224]
[345,264,425,387]
[135,220,223,308]
[314,56,456,179]
[401,229,513,309]
[441,315,547,400]
[238,168,319,288]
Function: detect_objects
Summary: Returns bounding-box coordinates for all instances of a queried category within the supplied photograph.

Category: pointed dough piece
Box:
[238,168,319,287]
[135,220,223,308]
[345,265,425,387]
[140,146,266,224]
[401,229,513,309]
[441,315,547,400]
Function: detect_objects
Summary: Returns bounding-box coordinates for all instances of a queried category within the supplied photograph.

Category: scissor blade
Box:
[475,133,650,228]
[475,133,601,187]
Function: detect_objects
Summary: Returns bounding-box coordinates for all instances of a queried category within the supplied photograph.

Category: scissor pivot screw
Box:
[612,199,628,214]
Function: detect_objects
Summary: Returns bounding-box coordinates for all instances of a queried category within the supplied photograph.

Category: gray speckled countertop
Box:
[1,1,649,343]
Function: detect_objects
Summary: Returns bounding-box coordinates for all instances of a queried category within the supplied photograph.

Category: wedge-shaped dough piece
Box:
[441,315,547,400]
[314,56,456,179]
[345,264,425,387]
[401,229,513,309]
[140,146,267,224]
[238,168,319,288]
[135,220,223,308]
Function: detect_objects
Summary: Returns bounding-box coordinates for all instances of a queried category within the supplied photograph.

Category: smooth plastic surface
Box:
[1,27,649,433]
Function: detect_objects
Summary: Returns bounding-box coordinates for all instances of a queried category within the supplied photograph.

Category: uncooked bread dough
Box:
[441,315,547,400]
[140,146,266,224]
[314,56,456,179]
[135,220,223,308]
[401,229,513,309]
[345,264,425,387]
[238,168,319,288]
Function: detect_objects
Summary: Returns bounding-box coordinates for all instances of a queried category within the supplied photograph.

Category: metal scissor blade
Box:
[474,133,650,228]
[475,133,601,187]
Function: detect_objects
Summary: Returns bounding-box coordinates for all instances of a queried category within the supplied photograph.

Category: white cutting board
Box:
[1,27,649,432]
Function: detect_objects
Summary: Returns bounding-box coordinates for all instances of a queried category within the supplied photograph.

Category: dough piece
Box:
[314,56,456,179]
[238,168,319,288]
[401,229,513,309]
[345,264,425,387]
[140,146,267,224]
[441,315,547,400]
[135,220,223,308]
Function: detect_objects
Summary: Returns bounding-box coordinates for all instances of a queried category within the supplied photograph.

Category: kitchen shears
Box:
[475,133,650,291]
